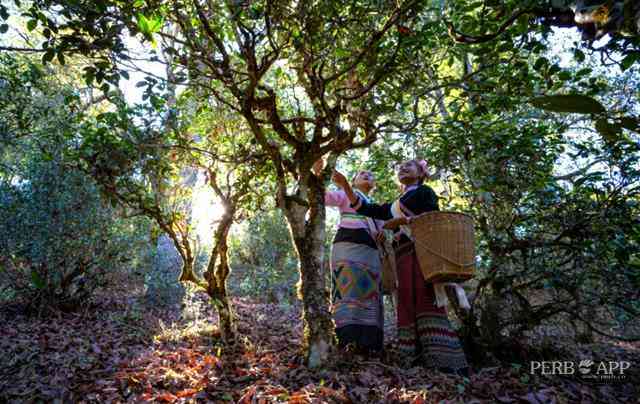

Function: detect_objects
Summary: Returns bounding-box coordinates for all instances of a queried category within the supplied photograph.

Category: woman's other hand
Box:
[382,217,407,230]
[331,170,349,189]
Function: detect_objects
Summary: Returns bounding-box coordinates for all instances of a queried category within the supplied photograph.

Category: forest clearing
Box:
[1,1,639,403]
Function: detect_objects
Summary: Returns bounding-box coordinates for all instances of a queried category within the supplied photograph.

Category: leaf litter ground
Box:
[1,286,638,403]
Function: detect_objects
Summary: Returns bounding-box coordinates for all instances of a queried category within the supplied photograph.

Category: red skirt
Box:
[395,242,468,370]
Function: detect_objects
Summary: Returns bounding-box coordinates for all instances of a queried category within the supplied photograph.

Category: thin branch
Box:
[0,46,47,53]
[323,3,412,83]
[446,8,531,44]
[554,158,608,181]
[193,0,230,67]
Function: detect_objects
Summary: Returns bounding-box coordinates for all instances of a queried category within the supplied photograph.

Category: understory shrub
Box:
[0,155,148,312]
[228,210,299,303]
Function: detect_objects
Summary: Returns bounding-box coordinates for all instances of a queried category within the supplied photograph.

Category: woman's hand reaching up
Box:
[331,170,349,189]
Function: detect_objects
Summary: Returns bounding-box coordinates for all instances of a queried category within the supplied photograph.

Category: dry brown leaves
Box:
[1,289,639,403]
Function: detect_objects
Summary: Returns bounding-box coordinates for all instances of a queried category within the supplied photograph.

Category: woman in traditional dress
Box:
[313,160,384,354]
[332,159,470,375]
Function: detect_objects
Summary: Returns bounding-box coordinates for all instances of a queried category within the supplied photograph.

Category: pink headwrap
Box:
[417,159,428,174]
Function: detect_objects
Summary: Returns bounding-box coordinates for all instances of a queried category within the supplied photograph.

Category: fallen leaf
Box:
[238,385,257,404]
[176,388,199,398]
[155,392,177,402]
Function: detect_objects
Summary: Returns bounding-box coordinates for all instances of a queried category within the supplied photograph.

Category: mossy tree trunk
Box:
[281,177,334,368]
[205,210,236,342]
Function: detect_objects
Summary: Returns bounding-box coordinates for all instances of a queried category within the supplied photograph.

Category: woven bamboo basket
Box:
[408,211,475,283]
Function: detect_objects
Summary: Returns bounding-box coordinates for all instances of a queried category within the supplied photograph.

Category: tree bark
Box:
[169,224,196,284]
[205,211,236,342]
[178,257,197,283]
[282,177,334,368]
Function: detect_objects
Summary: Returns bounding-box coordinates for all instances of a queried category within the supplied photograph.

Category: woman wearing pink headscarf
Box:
[332,159,469,375]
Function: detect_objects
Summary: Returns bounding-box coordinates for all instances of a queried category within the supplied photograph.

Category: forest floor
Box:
[1,285,639,403]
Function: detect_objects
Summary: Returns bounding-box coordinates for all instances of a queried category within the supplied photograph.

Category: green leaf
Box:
[620,52,640,72]
[57,51,65,66]
[136,13,149,34]
[147,15,163,33]
[136,14,163,36]
[133,0,145,7]
[26,19,37,31]
[533,56,548,71]
[335,47,349,58]
[530,95,606,114]
[575,68,592,78]
[574,49,585,63]
[0,24,8,33]
[548,64,561,76]
[42,49,55,63]
[85,71,95,86]
[447,55,454,67]
[31,270,45,289]
[619,116,639,132]
[221,393,233,401]
[595,119,621,141]
[497,41,512,53]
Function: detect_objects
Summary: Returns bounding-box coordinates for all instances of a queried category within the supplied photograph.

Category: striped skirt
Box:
[395,241,468,370]
[330,228,384,351]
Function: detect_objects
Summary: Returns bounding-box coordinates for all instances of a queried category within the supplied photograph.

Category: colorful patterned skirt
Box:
[330,228,384,351]
[395,241,468,370]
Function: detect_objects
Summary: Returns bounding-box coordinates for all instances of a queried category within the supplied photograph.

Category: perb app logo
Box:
[530,359,631,383]
[578,359,594,375]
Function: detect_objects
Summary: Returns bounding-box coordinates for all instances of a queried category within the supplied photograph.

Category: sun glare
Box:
[190,173,226,243]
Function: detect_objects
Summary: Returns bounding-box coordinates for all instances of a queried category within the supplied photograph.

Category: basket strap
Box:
[364,216,385,252]
[391,200,414,239]
[412,237,475,268]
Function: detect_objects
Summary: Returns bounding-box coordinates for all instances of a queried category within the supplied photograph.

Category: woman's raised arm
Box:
[332,170,393,221]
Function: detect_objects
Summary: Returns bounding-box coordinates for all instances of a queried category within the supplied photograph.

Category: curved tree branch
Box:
[446,8,532,44]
